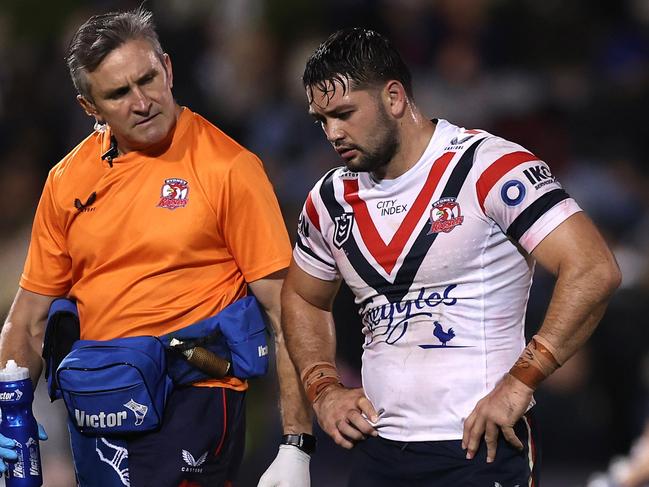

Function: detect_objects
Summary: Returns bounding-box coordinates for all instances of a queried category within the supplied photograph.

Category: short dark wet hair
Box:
[303,28,413,103]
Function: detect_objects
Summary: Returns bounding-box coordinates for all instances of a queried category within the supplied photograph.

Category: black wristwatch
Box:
[281,433,316,455]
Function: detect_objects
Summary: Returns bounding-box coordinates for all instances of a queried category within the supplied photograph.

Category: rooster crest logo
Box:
[428,197,464,234]
[182,450,208,467]
[157,178,189,210]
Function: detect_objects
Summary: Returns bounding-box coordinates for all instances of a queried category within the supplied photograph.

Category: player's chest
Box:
[326,183,489,281]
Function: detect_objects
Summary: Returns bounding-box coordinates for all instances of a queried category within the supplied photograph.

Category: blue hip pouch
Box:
[57,336,173,435]
[160,296,269,384]
[46,297,269,436]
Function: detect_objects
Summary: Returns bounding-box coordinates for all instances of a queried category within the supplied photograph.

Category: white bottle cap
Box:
[0,360,30,381]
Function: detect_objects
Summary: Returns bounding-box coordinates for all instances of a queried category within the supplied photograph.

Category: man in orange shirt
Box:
[0,8,311,487]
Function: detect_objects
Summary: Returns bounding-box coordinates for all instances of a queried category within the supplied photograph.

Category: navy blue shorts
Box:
[348,412,541,487]
[68,386,246,487]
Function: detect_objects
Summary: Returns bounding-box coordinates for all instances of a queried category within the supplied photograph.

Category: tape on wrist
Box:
[300,361,342,404]
[509,334,561,389]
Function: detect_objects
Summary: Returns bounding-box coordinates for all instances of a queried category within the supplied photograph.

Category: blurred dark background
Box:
[1,0,648,486]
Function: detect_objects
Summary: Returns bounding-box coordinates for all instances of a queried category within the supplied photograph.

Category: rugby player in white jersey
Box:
[266,28,621,486]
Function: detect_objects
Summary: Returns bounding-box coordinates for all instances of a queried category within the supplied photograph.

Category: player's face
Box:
[307,78,399,174]
[79,39,178,154]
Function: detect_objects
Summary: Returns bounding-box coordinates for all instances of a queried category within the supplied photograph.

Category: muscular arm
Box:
[248,270,312,435]
[282,261,377,449]
[0,288,58,384]
[530,211,621,362]
[463,212,621,462]
[280,262,340,374]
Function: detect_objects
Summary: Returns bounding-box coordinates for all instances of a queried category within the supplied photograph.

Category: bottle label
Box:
[11,441,26,478]
[0,388,23,401]
[27,437,41,476]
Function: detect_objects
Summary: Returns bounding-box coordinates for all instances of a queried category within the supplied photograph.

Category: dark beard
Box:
[345,105,399,174]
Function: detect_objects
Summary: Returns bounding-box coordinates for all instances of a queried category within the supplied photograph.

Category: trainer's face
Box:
[78,38,178,154]
[307,78,399,174]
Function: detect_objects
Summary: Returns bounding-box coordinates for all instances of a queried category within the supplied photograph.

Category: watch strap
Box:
[281,433,316,454]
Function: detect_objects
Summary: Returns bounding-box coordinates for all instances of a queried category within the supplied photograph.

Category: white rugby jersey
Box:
[294,119,581,441]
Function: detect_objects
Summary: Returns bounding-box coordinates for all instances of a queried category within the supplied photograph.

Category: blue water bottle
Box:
[0,360,42,486]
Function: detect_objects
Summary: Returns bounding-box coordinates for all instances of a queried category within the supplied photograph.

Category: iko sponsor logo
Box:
[523,164,555,190]
[362,285,458,345]
[75,408,127,428]
[500,180,526,206]
[181,449,208,473]
[0,389,23,401]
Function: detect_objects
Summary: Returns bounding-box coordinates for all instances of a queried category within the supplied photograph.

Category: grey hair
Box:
[66,7,164,100]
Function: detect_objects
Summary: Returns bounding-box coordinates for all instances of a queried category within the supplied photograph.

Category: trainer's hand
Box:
[38,423,49,441]
[0,433,18,474]
[462,374,532,463]
[619,425,649,487]
[313,385,378,449]
[257,445,310,487]
[0,423,48,473]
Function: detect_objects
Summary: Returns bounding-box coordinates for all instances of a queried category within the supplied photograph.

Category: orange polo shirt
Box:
[21,107,291,390]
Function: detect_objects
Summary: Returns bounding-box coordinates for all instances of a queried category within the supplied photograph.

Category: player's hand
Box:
[462,374,532,463]
[257,444,310,487]
[313,385,378,449]
[0,423,47,473]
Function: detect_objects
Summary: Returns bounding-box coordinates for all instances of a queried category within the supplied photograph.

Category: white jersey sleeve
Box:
[473,137,582,253]
[293,175,339,281]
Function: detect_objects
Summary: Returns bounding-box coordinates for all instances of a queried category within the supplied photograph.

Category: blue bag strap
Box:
[160,296,263,344]
[43,298,80,401]
[47,298,79,319]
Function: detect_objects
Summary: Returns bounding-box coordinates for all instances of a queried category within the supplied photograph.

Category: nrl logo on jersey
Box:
[333,212,354,249]
[428,197,464,234]
[157,178,189,210]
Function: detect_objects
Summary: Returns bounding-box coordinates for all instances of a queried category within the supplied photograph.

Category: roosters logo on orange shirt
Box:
[157,178,189,210]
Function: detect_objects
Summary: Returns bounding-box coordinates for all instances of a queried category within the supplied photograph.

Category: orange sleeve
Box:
[20,172,72,296]
[221,151,291,282]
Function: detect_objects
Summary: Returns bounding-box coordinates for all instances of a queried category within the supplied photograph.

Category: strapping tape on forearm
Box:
[300,361,342,404]
[508,334,561,389]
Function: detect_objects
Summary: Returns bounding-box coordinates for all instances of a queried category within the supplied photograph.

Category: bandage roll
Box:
[183,346,231,378]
